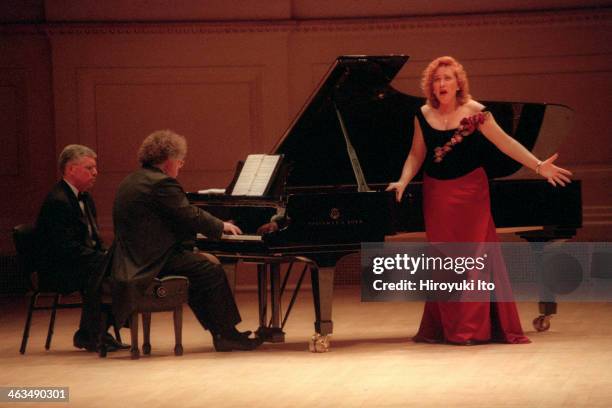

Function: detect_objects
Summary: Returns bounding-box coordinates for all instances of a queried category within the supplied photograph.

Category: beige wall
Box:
[0,2,610,250]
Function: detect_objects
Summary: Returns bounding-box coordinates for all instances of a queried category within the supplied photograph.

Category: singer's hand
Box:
[385,181,408,202]
[539,153,573,187]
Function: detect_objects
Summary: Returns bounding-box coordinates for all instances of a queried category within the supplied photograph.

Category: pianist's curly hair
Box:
[138,129,188,166]
[421,56,471,109]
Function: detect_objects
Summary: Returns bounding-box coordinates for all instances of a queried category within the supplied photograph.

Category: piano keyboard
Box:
[222,233,262,241]
[196,233,262,242]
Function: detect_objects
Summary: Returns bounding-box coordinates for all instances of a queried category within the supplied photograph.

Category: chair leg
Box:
[130,312,140,360]
[20,292,38,354]
[142,312,151,355]
[173,306,183,356]
[45,293,60,350]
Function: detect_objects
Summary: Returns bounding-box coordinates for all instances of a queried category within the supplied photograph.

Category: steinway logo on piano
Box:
[330,208,341,220]
[305,208,365,226]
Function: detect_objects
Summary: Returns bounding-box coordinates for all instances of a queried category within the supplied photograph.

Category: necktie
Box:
[78,192,100,247]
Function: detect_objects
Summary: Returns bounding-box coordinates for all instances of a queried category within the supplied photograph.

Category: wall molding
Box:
[290,8,611,33]
[73,65,265,174]
[0,69,27,182]
[1,8,609,36]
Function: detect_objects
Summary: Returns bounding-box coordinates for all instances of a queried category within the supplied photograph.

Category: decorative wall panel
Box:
[0,6,609,252]
[0,85,20,177]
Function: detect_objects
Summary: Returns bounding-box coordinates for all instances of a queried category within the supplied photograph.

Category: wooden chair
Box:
[13,223,121,354]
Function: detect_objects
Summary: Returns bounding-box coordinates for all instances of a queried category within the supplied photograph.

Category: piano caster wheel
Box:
[533,315,551,332]
[308,333,330,353]
[143,343,151,355]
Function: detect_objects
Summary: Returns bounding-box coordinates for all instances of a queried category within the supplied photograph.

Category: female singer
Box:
[386,56,572,344]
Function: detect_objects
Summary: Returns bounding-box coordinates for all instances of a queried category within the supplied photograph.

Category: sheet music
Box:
[231,154,280,196]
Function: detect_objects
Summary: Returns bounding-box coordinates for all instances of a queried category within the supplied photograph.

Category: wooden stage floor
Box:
[1,287,611,408]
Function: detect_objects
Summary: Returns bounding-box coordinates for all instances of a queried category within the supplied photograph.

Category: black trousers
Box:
[159,249,241,334]
[72,251,109,339]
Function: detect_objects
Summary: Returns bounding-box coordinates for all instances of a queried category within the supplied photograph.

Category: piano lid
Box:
[272,55,573,187]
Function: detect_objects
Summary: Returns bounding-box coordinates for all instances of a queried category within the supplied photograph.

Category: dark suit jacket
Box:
[110,165,224,324]
[35,180,106,293]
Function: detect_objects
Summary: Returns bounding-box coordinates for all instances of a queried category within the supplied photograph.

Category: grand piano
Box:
[189,55,582,349]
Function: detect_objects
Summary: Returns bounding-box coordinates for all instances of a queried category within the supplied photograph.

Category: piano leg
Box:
[520,232,575,332]
[309,265,334,352]
[256,264,268,340]
[517,240,557,332]
[531,242,556,332]
[256,263,285,343]
[269,263,285,342]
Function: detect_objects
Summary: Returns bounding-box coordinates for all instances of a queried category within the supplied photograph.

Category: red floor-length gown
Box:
[412,109,530,344]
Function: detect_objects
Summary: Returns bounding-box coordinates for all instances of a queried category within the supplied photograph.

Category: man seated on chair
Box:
[36,144,127,352]
[110,130,261,351]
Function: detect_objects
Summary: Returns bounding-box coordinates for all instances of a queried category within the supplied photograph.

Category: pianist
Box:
[109,130,261,351]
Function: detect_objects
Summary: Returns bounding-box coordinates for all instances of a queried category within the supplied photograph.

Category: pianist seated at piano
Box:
[386,56,573,345]
[109,130,261,351]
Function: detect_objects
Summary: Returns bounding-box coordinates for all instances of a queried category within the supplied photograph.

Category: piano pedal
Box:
[532,315,552,332]
[308,333,331,353]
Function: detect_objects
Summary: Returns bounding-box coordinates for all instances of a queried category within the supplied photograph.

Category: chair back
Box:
[12,224,39,291]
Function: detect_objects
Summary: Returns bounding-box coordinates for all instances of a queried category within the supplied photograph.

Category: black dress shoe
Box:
[103,333,130,350]
[73,330,97,352]
[212,334,262,352]
[237,330,253,339]
[73,330,121,352]
[224,327,253,339]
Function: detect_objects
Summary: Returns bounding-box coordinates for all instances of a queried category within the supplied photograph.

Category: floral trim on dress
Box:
[433,111,491,163]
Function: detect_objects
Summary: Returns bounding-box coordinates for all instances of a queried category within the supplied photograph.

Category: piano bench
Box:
[106,276,189,359]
